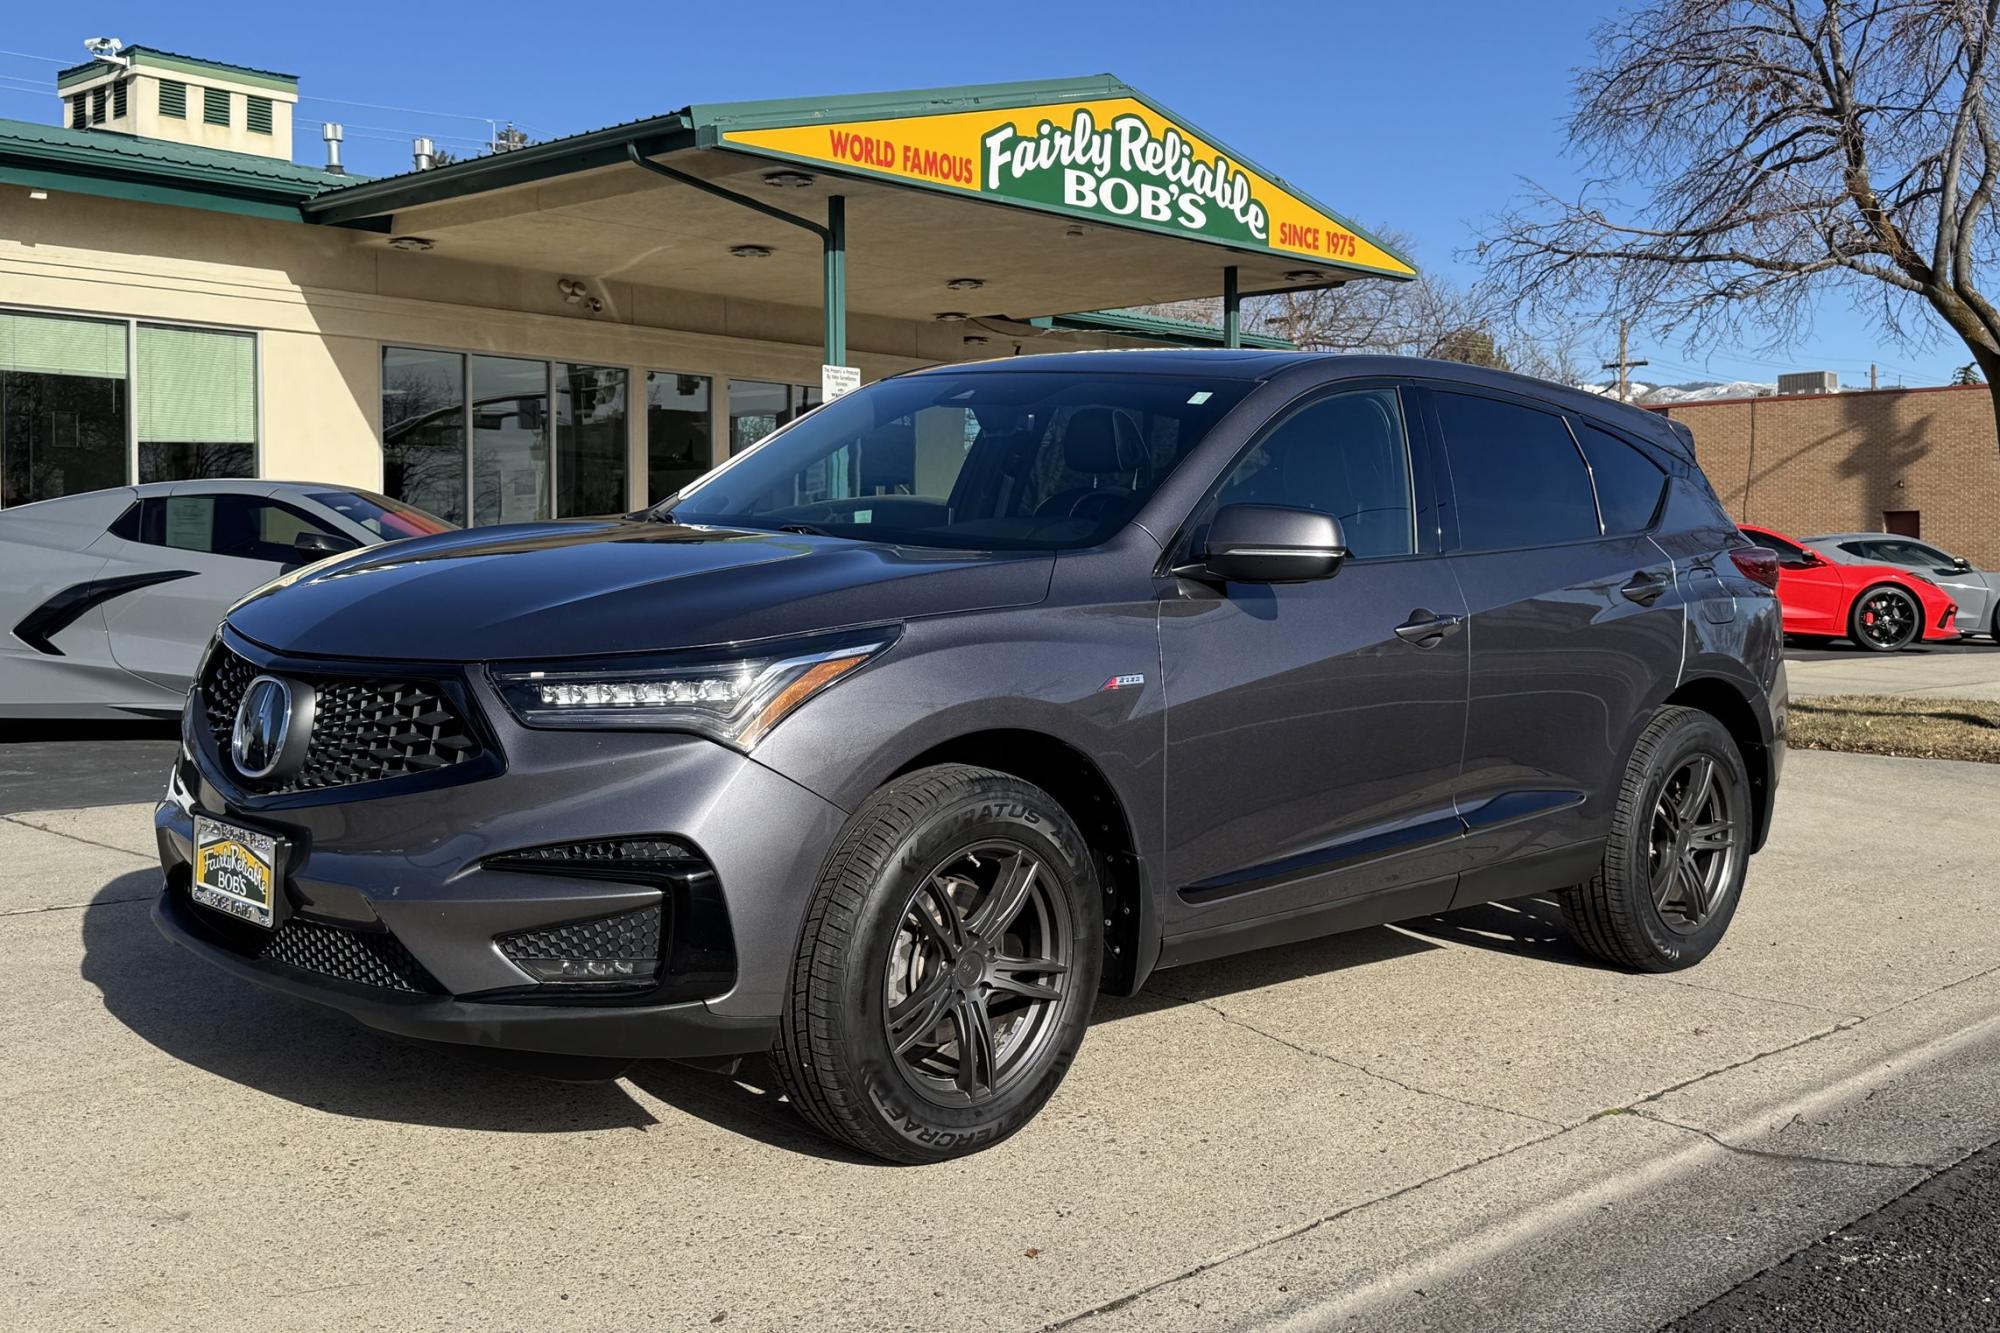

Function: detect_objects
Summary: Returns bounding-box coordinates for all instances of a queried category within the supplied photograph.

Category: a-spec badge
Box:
[1101,673,1146,691]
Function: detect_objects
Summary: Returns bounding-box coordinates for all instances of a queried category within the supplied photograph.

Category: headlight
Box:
[489,627,897,749]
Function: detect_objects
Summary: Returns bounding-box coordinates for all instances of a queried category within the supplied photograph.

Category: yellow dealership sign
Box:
[718,95,1416,280]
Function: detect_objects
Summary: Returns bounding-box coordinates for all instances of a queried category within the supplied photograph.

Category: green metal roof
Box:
[299,74,1418,280]
[0,117,360,221]
[58,46,299,93]
[1046,309,1294,350]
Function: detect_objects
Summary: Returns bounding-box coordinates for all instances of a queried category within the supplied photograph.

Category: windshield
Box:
[661,370,1255,551]
[306,488,456,539]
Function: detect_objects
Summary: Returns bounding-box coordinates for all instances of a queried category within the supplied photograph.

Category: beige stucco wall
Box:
[0,186,1114,508]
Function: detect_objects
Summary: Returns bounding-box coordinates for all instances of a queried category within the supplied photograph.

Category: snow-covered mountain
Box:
[1577,380,1779,404]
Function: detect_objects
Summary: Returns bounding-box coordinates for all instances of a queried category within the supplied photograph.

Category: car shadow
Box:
[1398,895,1612,968]
[80,871,657,1134]
[633,924,1451,1160]
[83,868,1595,1158]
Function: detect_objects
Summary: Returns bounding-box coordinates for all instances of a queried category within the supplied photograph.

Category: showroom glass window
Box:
[729,379,822,455]
[1,311,263,508]
[1431,392,1601,550]
[647,371,712,503]
[555,363,628,517]
[382,347,467,526]
[136,324,257,483]
[0,311,128,507]
[472,355,549,526]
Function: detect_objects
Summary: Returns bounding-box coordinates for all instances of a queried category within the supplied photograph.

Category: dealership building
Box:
[1650,384,2000,568]
[0,44,1417,523]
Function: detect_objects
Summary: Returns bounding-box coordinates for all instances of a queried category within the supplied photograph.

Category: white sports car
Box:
[1,480,452,719]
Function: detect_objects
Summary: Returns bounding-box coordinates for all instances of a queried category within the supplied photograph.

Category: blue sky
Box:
[0,0,1963,388]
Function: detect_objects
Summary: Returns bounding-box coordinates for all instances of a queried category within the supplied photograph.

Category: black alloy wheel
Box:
[1850,585,1920,651]
[884,841,1074,1106]
[1561,705,1752,972]
[1646,753,1741,933]
[772,764,1102,1163]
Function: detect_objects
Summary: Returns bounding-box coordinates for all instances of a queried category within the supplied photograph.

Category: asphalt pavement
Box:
[0,719,179,814]
[1664,1134,2000,1333]
[4,745,1997,1331]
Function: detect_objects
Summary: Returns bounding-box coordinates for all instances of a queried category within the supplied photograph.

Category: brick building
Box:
[1650,383,2000,567]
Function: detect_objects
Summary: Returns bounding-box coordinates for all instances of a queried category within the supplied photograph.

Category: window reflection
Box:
[471,355,549,526]
[647,371,711,504]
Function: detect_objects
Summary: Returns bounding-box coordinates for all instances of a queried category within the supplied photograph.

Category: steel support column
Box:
[1222,266,1241,349]
[824,195,846,368]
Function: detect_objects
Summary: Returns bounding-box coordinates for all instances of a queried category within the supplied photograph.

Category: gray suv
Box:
[153,351,1787,1162]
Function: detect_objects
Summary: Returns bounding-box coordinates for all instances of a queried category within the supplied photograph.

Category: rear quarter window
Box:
[1432,391,1600,551]
[1571,421,1668,534]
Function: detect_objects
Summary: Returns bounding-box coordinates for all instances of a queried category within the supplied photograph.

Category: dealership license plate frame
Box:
[192,815,289,930]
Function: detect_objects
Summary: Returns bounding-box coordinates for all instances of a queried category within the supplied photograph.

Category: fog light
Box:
[496,902,664,988]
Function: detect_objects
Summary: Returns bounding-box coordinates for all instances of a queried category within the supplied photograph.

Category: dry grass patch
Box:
[1789,694,2000,764]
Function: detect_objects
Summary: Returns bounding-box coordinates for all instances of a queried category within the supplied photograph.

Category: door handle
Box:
[1394,610,1464,647]
[1621,572,1668,606]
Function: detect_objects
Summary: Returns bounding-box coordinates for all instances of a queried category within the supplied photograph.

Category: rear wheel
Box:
[1560,706,1750,972]
[1849,584,1921,651]
[771,764,1101,1163]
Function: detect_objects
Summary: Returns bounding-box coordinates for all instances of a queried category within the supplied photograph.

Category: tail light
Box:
[1729,546,1782,590]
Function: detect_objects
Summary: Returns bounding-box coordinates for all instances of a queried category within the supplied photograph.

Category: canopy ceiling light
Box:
[761,170,816,189]
[388,235,435,252]
[945,277,986,291]
[729,244,774,258]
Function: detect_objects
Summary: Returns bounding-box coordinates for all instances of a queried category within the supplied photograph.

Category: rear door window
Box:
[1432,392,1599,551]
[1571,421,1667,534]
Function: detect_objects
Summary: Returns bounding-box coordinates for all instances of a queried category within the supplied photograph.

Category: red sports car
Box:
[1740,524,1958,651]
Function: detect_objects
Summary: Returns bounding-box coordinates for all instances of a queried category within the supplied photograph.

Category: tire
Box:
[1989,604,2000,646]
[771,764,1102,1163]
[1560,706,1751,972]
[1848,583,1921,652]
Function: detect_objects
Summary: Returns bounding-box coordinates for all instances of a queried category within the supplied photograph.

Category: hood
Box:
[227,520,1054,661]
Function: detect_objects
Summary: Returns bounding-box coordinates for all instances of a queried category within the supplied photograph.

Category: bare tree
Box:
[1133,229,1578,378]
[1482,0,2000,438]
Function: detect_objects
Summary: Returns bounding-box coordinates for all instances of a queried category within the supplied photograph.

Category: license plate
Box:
[193,816,284,929]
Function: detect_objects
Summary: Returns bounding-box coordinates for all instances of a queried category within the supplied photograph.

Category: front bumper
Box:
[1925,601,1962,640]
[155,639,852,1060]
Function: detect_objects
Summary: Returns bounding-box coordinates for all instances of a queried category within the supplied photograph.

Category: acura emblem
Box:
[231,674,315,780]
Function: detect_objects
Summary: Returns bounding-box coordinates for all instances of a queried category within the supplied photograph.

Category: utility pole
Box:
[1602,321,1649,403]
[1870,363,1878,391]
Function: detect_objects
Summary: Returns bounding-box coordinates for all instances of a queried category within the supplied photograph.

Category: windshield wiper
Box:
[776,522,834,537]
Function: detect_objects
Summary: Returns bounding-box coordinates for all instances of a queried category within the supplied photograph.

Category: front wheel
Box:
[1560,706,1751,972]
[1849,584,1921,651]
[771,764,1102,1163]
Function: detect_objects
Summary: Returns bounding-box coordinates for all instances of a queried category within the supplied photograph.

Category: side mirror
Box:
[1953,556,1973,572]
[1179,504,1348,584]
[293,530,360,561]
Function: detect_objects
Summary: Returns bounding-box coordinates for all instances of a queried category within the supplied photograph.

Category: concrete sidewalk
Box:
[1787,648,2000,700]
[3,749,1996,1332]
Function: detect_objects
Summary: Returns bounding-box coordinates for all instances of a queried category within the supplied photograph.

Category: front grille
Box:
[198,641,482,794]
[254,916,444,993]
